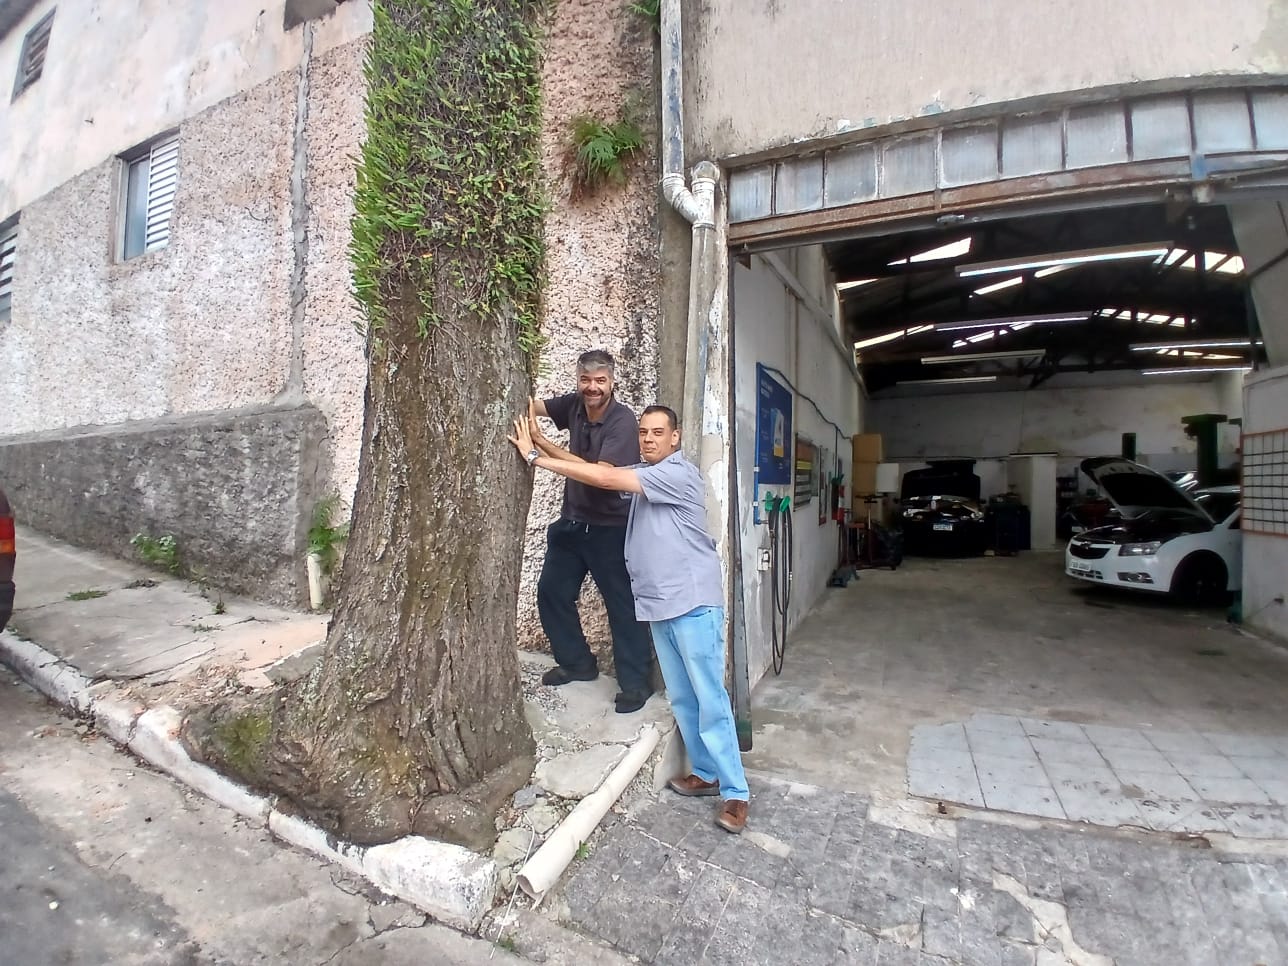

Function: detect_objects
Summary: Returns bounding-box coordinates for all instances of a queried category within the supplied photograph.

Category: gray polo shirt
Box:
[624,452,725,622]
[545,392,640,527]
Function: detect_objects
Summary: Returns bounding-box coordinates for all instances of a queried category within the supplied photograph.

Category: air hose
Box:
[765,494,793,675]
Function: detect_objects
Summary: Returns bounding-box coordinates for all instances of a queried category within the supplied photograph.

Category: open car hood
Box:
[1079,457,1211,522]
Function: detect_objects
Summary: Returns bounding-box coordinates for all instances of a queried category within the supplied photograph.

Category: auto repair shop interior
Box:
[730,187,1288,837]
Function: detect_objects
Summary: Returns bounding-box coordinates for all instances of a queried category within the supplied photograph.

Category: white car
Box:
[1065,458,1240,604]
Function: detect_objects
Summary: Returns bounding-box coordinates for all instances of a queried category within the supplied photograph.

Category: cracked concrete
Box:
[993,872,1114,966]
[558,772,1288,964]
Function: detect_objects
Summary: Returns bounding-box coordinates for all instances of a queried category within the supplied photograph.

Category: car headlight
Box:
[1119,540,1162,557]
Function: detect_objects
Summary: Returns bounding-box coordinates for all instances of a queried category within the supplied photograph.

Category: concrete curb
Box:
[0,630,499,932]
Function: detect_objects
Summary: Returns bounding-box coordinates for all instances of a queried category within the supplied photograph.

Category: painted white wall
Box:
[0,0,373,218]
[687,0,1287,160]
[1230,201,1288,368]
[1241,366,1288,641]
[868,380,1244,485]
[734,249,863,685]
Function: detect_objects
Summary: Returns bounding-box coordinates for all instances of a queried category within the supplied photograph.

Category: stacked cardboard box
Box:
[851,433,883,497]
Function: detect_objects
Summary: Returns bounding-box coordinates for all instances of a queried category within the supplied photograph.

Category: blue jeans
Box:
[537,519,653,694]
[651,605,748,801]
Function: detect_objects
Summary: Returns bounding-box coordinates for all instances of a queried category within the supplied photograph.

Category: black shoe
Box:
[541,665,599,686]
[614,689,651,714]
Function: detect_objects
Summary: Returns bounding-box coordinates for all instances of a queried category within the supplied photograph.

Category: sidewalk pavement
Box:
[557,774,1288,965]
[0,526,671,960]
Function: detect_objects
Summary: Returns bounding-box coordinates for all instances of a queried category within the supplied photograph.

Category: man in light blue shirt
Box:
[510,405,750,833]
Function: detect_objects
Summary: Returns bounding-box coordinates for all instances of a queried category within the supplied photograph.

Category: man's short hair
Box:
[642,405,679,431]
[577,349,615,376]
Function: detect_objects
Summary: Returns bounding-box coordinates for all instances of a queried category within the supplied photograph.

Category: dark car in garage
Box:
[0,486,14,633]
[900,494,988,556]
[898,460,988,556]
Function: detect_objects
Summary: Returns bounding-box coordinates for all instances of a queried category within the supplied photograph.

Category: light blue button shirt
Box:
[624,452,725,622]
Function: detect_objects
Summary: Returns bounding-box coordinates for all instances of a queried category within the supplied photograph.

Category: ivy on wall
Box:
[348,0,548,358]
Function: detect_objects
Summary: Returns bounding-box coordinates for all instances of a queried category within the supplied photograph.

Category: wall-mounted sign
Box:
[755,364,793,487]
[794,436,816,505]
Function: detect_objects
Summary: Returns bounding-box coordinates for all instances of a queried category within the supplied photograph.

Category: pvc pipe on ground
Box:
[516,725,660,901]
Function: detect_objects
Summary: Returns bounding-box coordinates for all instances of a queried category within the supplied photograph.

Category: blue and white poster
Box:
[755,364,793,486]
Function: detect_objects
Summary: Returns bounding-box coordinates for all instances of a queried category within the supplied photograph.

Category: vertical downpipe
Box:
[284,22,314,401]
[659,0,750,746]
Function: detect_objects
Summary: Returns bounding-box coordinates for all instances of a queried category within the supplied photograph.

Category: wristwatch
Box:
[525,448,540,466]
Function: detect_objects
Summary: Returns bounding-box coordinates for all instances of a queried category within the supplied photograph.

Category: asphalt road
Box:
[0,663,535,966]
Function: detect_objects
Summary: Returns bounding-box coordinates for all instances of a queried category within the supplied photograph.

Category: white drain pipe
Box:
[658,0,749,738]
[660,0,720,464]
[515,725,660,901]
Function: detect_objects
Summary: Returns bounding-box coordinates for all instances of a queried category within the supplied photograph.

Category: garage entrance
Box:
[725,85,1288,835]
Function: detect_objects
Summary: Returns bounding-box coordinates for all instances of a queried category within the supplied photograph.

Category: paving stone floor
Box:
[908,713,1288,838]
[561,774,1288,965]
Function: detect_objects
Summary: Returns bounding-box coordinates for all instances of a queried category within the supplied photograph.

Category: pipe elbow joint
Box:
[662,173,706,226]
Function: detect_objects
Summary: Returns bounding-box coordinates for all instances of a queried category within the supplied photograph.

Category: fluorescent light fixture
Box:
[853,324,935,351]
[888,237,973,266]
[1142,365,1252,376]
[972,275,1025,296]
[933,313,1091,333]
[837,278,878,291]
[897,375,998,386]
[1130,339,1263,352]
[921,348,1046,365]
[957,243,1173,278]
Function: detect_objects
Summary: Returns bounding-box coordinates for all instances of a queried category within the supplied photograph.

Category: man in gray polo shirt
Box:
[510,404,750,833]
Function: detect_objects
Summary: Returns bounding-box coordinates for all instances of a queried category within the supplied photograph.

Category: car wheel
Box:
[1170,553,1228,606]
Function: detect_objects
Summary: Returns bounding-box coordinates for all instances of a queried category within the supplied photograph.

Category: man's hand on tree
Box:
[508,416,535,458]
[527,398,554,453]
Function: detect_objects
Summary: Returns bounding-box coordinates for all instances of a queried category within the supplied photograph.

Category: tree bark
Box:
[186,0,542,851]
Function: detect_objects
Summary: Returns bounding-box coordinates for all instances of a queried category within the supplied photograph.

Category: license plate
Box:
[933,522,953,531]
[1070,565,1093,576]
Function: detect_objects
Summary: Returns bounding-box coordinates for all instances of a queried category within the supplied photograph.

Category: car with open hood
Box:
[1064,458,1240,604]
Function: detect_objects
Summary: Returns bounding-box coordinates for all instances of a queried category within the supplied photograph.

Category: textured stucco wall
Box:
[300,36,370,515]
[0,405,327,606]
[685,0,1288,160]
[0,0,372,217]
[514,0,663,661]
[0,74,297,433]
[0,17,369,602]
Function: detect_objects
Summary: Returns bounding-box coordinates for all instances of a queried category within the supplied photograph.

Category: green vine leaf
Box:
[348,0,549,363]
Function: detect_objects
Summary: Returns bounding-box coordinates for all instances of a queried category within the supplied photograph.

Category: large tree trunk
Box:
[187,0,544,851]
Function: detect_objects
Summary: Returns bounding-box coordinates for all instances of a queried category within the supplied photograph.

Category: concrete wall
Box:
[0,18,371,602]
[0,0,372,215]
[0,405,326,606]
[734,249,862,685]
[686,0,1288,160]
[867,380,1244,488]
[1241,366,1288,641]
[1,0,665,632]
[1,76,298,431]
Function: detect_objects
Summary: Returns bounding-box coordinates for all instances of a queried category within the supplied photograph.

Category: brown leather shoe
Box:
[668,774,720,797]
[715,799,748,834]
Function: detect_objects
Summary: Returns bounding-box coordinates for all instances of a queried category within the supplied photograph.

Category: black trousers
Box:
[537,519,652,694]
